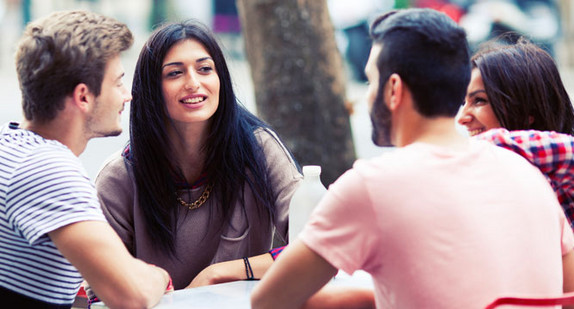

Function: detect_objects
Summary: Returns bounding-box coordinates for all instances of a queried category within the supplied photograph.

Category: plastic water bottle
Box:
[289,165,327,242]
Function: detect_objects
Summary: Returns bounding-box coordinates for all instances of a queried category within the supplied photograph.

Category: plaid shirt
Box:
[475,129,574,229]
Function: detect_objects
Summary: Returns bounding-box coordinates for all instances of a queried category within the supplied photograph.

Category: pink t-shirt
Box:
[300,141,574,308]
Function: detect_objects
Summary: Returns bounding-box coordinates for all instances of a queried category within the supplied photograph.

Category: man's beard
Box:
[99,128,122,138]
[370,90,393,147]
[86,120,123,138]
[86,100,123,138]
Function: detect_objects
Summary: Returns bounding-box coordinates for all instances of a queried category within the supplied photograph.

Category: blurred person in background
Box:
[328,0,392,81]
[459,0,561,56]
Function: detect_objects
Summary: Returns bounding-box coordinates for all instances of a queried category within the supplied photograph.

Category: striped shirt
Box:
[0,123,106,306]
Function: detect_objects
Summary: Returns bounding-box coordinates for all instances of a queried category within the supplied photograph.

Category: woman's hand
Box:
[186,260,243,288]
[186,253,275,288]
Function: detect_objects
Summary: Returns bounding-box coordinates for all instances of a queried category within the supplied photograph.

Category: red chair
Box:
[73,285,88,308]
[485,291,574,308]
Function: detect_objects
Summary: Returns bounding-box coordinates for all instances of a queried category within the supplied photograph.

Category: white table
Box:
[91,270,373,308]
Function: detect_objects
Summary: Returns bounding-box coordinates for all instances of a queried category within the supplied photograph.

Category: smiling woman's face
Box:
[457,68,501,136]
[161,39,220,126]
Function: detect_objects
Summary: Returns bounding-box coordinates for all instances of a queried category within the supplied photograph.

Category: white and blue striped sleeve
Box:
[5,144,106,246]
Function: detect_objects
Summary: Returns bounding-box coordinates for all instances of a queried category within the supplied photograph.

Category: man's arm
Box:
[303,285,375,309]
[251,239,338,309]
[49,221,170,309]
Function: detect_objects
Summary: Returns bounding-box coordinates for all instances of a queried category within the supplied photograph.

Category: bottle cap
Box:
[302,165,321,176]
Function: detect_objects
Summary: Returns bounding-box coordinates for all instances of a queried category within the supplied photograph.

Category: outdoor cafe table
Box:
[91,270,374,308]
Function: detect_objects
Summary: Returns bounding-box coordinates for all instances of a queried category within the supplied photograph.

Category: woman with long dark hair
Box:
[95,19,302,290]
[458,37,574,230]
[458,37,574,135]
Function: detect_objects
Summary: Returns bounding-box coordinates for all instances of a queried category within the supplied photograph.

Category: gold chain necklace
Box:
[176,183,213,210]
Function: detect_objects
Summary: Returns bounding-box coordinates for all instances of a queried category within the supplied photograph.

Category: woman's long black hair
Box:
[472,37,574,134]
[129,19,275,255]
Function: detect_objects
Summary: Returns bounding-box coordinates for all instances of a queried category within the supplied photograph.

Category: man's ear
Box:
[72,83,95,112]
[387,73,403,111]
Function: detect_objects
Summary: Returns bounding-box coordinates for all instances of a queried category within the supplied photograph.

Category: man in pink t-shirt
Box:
[252,8,574,309]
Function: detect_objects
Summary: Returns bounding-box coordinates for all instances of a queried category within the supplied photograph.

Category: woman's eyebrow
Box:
[162,57,213,70]
[467,89,487,97]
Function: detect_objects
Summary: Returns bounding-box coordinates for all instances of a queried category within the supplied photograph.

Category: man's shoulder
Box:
[1,129,78,171]
[355,142,460,168]
[350,146,425,182]
[2,126,69,153]
[351,141,525,179]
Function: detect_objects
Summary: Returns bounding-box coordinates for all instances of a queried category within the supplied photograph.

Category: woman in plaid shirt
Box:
[458,37,574,228]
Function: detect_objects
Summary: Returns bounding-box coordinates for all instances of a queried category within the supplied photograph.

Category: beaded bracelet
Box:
[243,257,255,280]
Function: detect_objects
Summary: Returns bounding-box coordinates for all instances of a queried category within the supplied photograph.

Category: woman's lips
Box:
[181,96,206,104]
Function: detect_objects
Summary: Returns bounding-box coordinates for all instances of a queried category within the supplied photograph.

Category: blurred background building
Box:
[0,0,571,75]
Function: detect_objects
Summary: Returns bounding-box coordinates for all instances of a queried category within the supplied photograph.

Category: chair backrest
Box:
[485,291,574,308]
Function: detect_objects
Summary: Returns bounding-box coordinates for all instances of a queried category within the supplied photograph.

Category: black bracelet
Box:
[243,257,254,280]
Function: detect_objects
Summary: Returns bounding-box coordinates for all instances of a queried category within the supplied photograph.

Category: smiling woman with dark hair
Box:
[459,37,574,230]
[459,37,574,135]
[94,19,302,291]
